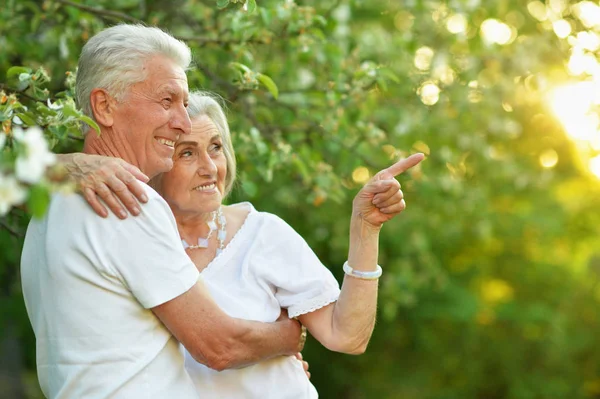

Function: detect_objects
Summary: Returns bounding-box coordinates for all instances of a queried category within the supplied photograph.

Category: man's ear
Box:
[89,88,115,127]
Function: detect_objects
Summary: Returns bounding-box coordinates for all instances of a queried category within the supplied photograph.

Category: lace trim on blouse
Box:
[288,291,340,319]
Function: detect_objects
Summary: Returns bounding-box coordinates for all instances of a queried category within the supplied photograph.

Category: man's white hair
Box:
[76,24,191,126]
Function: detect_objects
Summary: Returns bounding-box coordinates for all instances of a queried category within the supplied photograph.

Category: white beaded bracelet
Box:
[343,261,382,280]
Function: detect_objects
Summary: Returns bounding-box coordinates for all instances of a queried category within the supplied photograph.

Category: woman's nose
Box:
[196,154,217,175]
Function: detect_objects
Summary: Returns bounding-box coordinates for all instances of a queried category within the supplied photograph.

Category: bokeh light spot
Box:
[553,19,572,39]
[418,81,441,105]
[539,149,559,168]
[414,46,435,71]
[352,167,370,184]
[480,19,514,45]
[446,14,468,34]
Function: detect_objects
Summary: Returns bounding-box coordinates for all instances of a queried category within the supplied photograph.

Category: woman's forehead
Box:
[177,116,220,145]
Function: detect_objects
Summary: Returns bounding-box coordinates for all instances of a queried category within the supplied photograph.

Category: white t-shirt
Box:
[21,182,200,399]
[184,203,341,399]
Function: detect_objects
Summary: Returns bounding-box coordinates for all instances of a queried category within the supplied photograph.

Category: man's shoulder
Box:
[46,181,170,232]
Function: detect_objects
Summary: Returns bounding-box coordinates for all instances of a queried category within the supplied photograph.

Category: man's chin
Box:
[147,158,174,179]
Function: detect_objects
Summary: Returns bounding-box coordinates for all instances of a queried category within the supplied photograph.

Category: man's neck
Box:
[83,127,138,167]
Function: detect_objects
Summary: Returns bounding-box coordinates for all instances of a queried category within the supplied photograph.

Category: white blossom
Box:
[47,98,63,110]
[0,133,5,150]
[0,172,27,216]
[13,126,56,184]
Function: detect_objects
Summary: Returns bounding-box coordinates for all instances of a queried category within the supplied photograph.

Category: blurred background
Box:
[2,0,600,398]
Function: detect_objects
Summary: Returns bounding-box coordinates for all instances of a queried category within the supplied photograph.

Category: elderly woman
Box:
[65,91,423,397]
[149,91,422,397]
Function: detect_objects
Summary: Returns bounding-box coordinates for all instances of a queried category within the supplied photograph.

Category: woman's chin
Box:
[190,193,222,210]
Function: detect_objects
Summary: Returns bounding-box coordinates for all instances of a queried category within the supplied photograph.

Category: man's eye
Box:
[180,150,193,157]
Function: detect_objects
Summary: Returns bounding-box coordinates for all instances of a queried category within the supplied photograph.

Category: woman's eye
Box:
[180,150,193,158]
[211,143,223,152]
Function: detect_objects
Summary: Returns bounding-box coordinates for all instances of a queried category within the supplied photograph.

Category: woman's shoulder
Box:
[223,202,294,234]
[222,201,253,220]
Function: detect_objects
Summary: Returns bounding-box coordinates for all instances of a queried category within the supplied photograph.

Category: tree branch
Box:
[177,36,270,46]
[0,219,23,239]
[0,83,48,105]
[55,0,142,23]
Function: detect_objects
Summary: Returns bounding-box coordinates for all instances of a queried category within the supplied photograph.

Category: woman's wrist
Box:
[350,213,382,235]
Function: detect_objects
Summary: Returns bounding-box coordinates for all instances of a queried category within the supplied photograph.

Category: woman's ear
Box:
[89,88,114,127]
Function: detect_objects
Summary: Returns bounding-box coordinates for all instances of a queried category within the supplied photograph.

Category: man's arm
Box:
[56,153,149,219]
[152,279,303,371]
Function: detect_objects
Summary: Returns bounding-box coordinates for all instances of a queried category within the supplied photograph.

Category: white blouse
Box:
[184,202,341,398]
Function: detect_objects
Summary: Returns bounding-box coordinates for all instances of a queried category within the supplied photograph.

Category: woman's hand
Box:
[352,153,424,228]
[58,153,149,219]
[294,352,311,379]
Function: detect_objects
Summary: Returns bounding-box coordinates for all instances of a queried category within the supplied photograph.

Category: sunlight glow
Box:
[549,82,600,142]
[567,51,599,76]
[573,31,600,51]
[590,155,600,178]
[573,2,600,29]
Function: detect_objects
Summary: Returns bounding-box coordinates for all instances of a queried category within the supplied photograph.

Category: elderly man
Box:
[21,24,303,399]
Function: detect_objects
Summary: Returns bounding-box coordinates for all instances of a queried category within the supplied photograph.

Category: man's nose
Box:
[171,102,192,135]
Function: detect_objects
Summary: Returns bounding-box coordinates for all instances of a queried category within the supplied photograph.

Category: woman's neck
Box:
[174,208,216,242]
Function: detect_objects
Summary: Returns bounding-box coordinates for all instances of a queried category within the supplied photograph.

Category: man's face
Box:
[111,55,190,178]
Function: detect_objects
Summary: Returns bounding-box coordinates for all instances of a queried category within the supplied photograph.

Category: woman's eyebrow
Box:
[175,140,198,148]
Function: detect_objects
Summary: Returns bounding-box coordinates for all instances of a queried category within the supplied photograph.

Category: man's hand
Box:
[58,153,149,219]
[352,153,425,228]
[276,309,306,354]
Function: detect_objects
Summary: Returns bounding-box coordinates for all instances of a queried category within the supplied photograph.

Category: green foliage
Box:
[2,0,600,398]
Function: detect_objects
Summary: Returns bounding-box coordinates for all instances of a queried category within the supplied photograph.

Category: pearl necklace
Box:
[181,207,227,255]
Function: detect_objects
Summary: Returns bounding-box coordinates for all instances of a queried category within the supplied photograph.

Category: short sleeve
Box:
[104,190,199,309]
[257,213,341,319]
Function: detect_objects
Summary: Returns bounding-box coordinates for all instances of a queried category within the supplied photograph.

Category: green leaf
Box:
[216,0,229,9]
[229,62,251,73]
[246,0,257,13]
[6,66,32,78]
[27,185,51,219]
[78,115,100,135]
[241,180,257,197]
[291,154,311,185]
[257,73,279,99]
[379,68,401,83]
[15,112,36,126]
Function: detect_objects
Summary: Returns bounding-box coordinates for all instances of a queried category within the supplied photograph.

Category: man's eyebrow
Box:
[157,85,182,97]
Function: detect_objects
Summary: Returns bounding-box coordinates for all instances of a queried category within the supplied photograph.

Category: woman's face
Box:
[159,114,227,217]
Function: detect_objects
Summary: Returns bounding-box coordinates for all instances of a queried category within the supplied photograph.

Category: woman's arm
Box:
[299,153,424,354]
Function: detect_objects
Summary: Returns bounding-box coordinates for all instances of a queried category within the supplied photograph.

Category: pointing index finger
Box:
[382,153,425,177]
